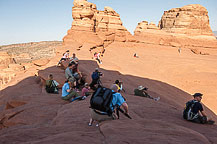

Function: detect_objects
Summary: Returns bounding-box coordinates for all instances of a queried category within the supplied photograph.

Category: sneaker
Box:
[207,120,215,125]
[88,123,92,126]
[82,96,87,100]
[154,97,160,101]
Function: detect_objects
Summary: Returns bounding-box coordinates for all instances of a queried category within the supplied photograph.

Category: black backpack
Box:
[90,87,114,116]
[45,80,56,93]
[183,100,196,120]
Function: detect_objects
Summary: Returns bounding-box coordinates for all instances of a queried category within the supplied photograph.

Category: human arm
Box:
[200,110,207,117]
[65,83,71,92]
[119,83,123,91]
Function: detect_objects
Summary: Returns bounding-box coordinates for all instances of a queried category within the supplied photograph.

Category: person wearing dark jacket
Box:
[183,93,215,124]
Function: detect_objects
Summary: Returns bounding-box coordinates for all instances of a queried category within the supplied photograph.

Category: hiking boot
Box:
[82,96,87,100]
[154,97,160,101]
[88,123,92,126]
[207,120,215,125]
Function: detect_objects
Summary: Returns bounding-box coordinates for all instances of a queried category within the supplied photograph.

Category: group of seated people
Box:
[47,51,89,101]
[45,50,215,125]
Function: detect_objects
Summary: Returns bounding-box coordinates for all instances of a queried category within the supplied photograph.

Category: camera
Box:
[98,72,103,76]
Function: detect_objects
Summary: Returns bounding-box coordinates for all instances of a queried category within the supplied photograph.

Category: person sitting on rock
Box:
[45,74,59,94]
[70,53,79,64]
[81,83,91,99]
[134,86,160,101]
[71,61,82,92]
[88,84,129,126]
[94,52,102,64]
[183,93,215,124]
[57,50,70,66]
[65,63,76,86]
[114,80,124,92]
[61,79,80,102]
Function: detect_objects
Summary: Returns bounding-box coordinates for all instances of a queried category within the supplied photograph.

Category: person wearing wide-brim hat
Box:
[134,85,160,101]
[183,93,215,124]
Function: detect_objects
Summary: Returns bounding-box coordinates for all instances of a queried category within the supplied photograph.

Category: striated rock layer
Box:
[134,4,217,50]
[63,0,135,52]
[0,41,61,89]
[159,4,213,36]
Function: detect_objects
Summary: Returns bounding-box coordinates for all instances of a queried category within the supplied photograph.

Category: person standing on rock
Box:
[178,47,181,53]
[183,93,215,124]
[93,52,102,64]
[89,68,103,90]
[57,50,70,66]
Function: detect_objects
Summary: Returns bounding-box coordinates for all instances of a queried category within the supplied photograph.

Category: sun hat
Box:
[138,85,145,90]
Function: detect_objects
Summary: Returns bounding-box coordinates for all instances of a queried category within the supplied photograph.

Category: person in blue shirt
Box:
[62,80,79,101]
[89,84,129,126]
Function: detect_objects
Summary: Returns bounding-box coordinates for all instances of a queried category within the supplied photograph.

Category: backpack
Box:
[91,72,99,80]
[183,100,198,120]
[90,87,114,116]
[45,80,56,93]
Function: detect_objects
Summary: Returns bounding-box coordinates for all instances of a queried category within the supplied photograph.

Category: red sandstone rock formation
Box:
[63,0,135,51]
[134,21,159,35]
[159,4,214,36]
[134,4,217,49]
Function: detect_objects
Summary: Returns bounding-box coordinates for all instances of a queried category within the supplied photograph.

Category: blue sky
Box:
[0,0,216,45]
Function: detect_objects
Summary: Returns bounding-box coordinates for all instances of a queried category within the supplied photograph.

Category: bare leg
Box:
[88,118,94,126]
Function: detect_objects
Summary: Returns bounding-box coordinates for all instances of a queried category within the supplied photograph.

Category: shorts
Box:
[91,109,116,122]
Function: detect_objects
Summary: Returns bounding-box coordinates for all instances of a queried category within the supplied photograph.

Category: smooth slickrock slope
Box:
[0,58,217,144]
[0,1,217,143]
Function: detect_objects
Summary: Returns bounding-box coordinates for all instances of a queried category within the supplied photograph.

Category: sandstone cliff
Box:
[159,4,213,36]
[134,4,217,51]
[0,41,61,89]
[63,0,135,52]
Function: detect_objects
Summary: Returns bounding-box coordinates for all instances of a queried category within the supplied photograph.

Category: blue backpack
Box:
[91,72,99,80]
